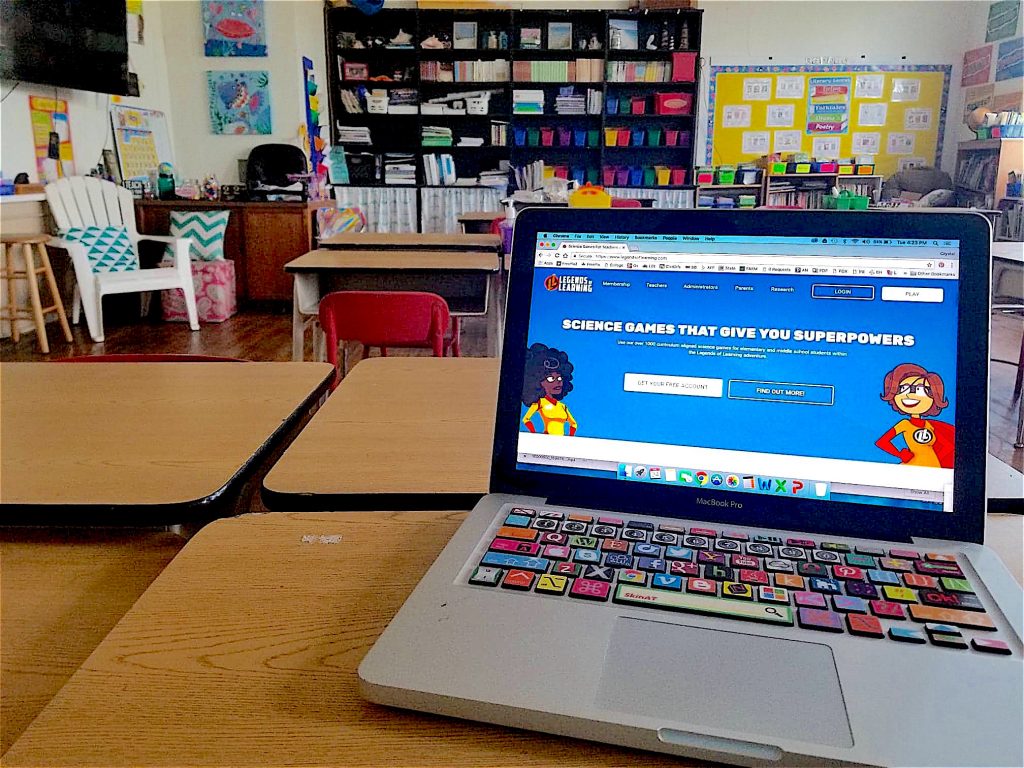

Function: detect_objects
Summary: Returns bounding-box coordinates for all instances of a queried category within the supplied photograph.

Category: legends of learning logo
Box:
[545,274,592,293]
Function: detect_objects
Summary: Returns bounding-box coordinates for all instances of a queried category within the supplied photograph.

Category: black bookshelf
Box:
[325,5,702,193]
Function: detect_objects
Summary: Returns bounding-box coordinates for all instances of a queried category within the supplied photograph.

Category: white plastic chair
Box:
[45,177,199,342]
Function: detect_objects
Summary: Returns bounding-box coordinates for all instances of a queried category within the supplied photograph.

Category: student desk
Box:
[0,362,334,525]
[263,358,497,510]
[458,210,503,234]
[285,250,502,360]
[4,509,1022,768]
[319,232,501,252]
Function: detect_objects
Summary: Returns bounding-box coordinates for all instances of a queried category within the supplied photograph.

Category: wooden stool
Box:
[0,235,73,354]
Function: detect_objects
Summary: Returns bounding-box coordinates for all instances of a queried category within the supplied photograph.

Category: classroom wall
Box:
[695,0,995,174]
[0,0,174,183]
[159,0,327,184]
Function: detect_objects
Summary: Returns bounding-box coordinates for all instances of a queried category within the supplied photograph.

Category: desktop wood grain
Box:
[319,232,501,251]
[264,358,496,499]
[285,249,499,273]
[2,511,690,768]
[0,362,333,507]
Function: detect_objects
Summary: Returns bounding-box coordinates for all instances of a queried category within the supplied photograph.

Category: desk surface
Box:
[457,211,503,222]
[320,232,501,251]
[263,358,496,509]
[0,362,333,521]
[5,509,1022,768]
[285,249,499,273]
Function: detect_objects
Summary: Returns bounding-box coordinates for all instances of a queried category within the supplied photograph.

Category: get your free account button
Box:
[811,284,874,300]
[728,380,835,405]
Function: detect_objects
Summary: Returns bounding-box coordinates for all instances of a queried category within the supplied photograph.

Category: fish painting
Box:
[208,71,272,135]
[202,0,267,57]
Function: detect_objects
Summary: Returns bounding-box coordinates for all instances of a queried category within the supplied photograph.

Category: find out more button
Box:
[811,284,874,300]
[728,380,835,406]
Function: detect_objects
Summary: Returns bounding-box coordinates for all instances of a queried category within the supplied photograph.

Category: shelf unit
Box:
[762,173,883,209]
[954,139,1024,209]
[325,5,702,198]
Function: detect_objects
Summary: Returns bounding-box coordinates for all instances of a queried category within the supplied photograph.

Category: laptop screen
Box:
[515,230,960,513]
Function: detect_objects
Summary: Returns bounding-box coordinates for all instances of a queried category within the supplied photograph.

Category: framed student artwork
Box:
[453,21,477,50]
[547,22,572,50]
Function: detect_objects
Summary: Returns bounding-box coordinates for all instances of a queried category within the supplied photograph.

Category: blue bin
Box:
[606,96,619,115]
[514,128,527,147]
[629,167,643,186]
[571,168,585,185]
[574,129,587,147]
[631,130,645,147]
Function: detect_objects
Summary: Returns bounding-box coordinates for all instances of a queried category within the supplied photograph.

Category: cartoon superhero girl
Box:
[521,343,577,436]
[875,363,954,468]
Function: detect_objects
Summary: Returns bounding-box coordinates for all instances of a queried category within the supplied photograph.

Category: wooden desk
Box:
[319,232,501,252]
[285,250,502,360]
[135,199,333,303]
[0,362,334,524]
[263,358,496,510]
[458,210,503,234]
[5,510,1022,768]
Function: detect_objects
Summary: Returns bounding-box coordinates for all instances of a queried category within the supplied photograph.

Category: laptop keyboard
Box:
[465,506,1012,656]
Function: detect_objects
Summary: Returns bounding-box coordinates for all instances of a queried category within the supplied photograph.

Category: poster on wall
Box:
[986,0,1020,42]
[806,75,851,134]
[992,89,1024,112]
[207,71,272,134]
[995,36,1023,81]
[963,83,995,121]
[961,45,993,86]
[28,96,74,182]
[202,0,267,57]
[111,106,174,181]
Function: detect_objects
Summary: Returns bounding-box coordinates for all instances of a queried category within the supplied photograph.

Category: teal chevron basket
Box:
[166,210,230,261]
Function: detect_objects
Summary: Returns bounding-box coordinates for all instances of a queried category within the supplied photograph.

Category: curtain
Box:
[331,186,418,233]
[420,187,503,233]
[607,188,695,209]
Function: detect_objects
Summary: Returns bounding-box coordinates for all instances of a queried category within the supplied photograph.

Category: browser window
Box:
[515,232,961,512]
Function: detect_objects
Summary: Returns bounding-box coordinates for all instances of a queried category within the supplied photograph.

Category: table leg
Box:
[291,279,304,361]
[486,272,502,358]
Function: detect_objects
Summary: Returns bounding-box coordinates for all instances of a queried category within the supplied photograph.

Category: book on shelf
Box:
[513,89,545,114]
[383,153,417,185]
[336,125,372,144]
[512,58,604,83]
[422,125,454,146]
[490,121,509,146]
[422,153,457,185]
[420,59,509,83]
[606,60,671,83]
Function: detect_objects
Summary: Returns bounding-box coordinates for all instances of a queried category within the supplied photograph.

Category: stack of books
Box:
[456,136,485,147]
[555,89,585,115]
[336,125,372,144]
[383,153,416,185]
[422,126,453,147]
[478,168,509,190]
[513,90,544,114]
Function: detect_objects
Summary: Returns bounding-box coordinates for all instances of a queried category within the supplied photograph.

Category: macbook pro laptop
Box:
[360,209,1023,767]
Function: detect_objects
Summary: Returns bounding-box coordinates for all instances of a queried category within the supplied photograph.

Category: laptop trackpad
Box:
[596,617,853,748]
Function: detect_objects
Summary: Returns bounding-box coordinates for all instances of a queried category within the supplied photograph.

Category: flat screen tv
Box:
[0,0,132,96]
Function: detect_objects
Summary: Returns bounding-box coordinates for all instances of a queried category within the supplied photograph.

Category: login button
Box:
[811,284,874,300]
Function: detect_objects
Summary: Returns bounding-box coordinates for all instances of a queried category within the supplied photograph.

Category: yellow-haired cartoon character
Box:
[521,343,577,436]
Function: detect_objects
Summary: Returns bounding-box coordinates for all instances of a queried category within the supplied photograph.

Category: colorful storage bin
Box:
[587,130,599,147]
[617,129,631,146]
[574,129,587,147]
[558,127,571,146]
[654,92,692,115]
[671,168,686,186]
[631,96,647,115]
[648,128,662,146]
[160,258,237,323]
[631,129,645,146]
[541,128,554,147]
[605,128,618,147]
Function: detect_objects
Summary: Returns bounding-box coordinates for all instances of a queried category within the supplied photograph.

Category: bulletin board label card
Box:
[707,65,951,178]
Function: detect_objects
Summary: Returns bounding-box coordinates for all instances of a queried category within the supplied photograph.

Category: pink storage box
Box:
[160,258,237,323]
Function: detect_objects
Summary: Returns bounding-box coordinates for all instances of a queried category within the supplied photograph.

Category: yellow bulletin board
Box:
[706,65,952,178]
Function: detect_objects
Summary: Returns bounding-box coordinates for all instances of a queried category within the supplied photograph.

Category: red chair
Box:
[318,291,451,385]
[56,354,245,362]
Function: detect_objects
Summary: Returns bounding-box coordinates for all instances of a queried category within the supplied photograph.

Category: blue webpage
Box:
[515,233,960,512]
